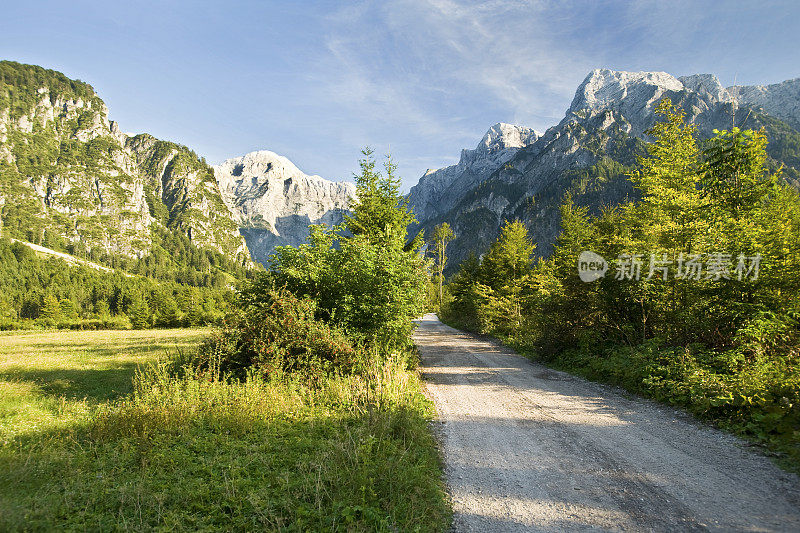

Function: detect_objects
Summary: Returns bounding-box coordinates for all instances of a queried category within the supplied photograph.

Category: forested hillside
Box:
[442,101,800,469]
[0,237,247,329]
[0,61,249,266]
[411,70,800,271]
[0,61,260,327]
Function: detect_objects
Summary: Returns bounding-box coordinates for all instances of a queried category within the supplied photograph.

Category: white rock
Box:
[214,150,356,263]
[730,78,800,129]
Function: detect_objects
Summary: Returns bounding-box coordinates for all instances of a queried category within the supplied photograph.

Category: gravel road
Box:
[414,314,800,532]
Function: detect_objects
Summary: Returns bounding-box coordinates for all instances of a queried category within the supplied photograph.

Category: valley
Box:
[2,38,799,532]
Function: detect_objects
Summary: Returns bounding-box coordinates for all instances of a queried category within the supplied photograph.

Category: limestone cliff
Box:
[214,150,355,265]
[0,61,246,259]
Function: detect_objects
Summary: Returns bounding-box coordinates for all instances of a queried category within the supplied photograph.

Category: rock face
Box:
[408,123,539,222]
[0,61,246,259]
[214,150,355,265]
[731,78,800,131]
[0,60,353,267]
[409,69,800,270]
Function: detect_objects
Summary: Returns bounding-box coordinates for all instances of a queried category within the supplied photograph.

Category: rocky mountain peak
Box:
[213,150,355,265]
[570,69,684,117]
[215,150,307,191]
[407,123,540,223]
[678,74,731,102]
[458,123,540,170]
[475,123,540,155]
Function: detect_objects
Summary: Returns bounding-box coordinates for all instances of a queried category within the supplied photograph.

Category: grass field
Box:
[0,328,209,438]
[0,329,449,531]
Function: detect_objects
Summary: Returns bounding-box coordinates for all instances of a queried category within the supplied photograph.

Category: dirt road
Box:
[414,314,800,532]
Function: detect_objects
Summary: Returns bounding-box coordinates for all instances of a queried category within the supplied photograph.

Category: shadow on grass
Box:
[19,341,197,358]
[0,363,143,402]
[0,400,451,532]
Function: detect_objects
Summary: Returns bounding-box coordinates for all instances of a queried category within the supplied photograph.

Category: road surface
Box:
[414,314,800,532]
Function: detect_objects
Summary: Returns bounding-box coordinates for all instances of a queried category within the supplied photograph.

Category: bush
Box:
[199,288,360,383]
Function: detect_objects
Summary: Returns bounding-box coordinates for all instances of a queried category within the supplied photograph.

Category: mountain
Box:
[214,150,354,265]
[0,60,355,269]
[409,69,800,269]
[407,123,540,223]
[0,60,246,263]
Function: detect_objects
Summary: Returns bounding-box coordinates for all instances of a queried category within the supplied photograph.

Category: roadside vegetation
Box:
[1,149,449,531]
[441,100,800,472]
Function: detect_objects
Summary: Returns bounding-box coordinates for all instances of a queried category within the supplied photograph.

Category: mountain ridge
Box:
[408,68,800,270]
[0,60,357,267]
[213,150,355,264]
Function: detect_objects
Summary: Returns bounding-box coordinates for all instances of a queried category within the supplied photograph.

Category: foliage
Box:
[0,238,235,329]
[428,222,455,309]
[343,147,416,247]
[702,127,778,219]
[444,221,534,334]
[442,99,800,469]
[0,329,450,531]
[268,149,429,349]
[128,295,151,329]
[198,288,359,383]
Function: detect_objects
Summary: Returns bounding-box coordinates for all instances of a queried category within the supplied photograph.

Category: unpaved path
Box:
[414,314,800,532]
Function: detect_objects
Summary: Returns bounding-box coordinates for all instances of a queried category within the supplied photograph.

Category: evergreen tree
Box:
[477,221,535,331]
[343,148,416,248]
[702,128,777,221]
[630,99,706,253]
[128,295,152,329]
[40,294,61,322]
[59,299,79,320]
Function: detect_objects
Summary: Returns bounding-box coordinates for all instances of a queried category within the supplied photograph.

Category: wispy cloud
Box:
[318,1,596,132]
[307,0,604,187]
[287,0,800,188]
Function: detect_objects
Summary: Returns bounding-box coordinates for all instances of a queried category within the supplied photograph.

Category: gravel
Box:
[414,314,800,532]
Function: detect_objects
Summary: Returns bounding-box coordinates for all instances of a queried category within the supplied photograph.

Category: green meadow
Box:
[0,329,449,531]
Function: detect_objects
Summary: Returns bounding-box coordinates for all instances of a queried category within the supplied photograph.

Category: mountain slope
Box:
[410,69,800,269]
[0,61,247,263]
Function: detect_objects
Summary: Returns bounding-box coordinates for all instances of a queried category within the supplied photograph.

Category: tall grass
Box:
[1,347,450,531]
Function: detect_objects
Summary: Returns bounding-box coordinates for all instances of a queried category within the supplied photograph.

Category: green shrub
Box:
[199,288,359,383]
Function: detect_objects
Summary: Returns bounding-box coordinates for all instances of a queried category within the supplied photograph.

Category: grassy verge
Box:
[0,330,450,531]
[0,328,210,437]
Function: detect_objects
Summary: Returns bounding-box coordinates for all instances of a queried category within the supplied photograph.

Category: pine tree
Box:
[479,221,535,326]
[343,148,416,248]
[128,296,151,329]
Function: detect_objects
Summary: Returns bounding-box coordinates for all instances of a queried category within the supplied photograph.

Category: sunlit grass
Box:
[0,328,210,438]
[0,330,450,531]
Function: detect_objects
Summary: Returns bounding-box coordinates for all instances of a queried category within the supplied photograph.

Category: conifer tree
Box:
[128,295,151,329]
[40,294,61,322]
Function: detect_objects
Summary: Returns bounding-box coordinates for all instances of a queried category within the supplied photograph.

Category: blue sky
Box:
[2,0,798,191]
